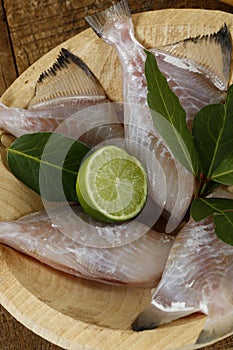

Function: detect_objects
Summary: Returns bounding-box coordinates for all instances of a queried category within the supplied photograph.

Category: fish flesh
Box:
[86,1,232,229]
[0,204,173,287]
[0,48,111,138]
[132,187,233,346]
[132,217,233,345]
[87,2,231,125]
[0,20,172,287]
[0,48,125,147]
[86,0,231,232]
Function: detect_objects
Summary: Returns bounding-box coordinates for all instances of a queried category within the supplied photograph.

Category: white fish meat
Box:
[0,49,110,138]
[132,187,233,346]
[87,1,183,232]
[0,30,171,288]
[85,0,232,232]
[0,205,173,287]
[86,2,231,124]
[0,102,65,138]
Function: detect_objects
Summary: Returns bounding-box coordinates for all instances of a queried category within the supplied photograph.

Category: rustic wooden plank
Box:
[3,0,233,76]
[0,2,17,96]
[220,0,233,6]
[3,0,113,75]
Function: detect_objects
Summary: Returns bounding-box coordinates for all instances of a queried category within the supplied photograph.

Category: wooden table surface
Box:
[1,0,233,349]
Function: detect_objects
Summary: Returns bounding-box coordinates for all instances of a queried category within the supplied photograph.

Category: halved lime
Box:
[76,145,148,223]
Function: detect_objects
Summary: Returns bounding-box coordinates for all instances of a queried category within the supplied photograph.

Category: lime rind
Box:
[76,145,148,223]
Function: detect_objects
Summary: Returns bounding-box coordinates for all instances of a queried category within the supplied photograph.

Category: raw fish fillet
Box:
[87,0,216,232]
[132,188,233,346]
[49,101,125,148]
[0,205,173,287]
[0,49,110,137]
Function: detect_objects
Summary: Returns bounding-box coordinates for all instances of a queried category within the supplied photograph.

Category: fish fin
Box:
[155,24,232,90]
[85,0,132,41]
[196,262,233,346]
[30,48,107,106]
[132,302,196,331]
[196,308,233,346]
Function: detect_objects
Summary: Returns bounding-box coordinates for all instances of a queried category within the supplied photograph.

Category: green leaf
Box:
[190,197,233,221]
[191,198,233,246]
[212,153,233,185]
[199,180,220,197]
[192,84,233,178]
[214,212,233,245]
[145,50,200,176]
[7,132,90,201]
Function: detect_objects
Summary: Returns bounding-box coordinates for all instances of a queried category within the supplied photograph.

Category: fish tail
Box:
[37,48,99,83]
[155,23,232,92]
[131,302,195,331]
[196,308,233,346]
[196,261,233,346]
[196,266,233,347]
[30,48,107,107]
[85,0,133,44]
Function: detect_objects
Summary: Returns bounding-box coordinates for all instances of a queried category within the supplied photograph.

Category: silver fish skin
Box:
[132,204,233,345]
[86,0,196,233]
[0,205,173,287]
[0,49,109,138]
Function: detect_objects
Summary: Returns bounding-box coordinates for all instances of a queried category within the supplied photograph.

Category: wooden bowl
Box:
[0,9,232,350]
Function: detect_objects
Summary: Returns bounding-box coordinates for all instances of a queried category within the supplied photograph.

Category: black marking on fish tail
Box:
[173,23,232,84]
[210,24,232,59]
[183,23,231,49]
[131,317,159,332]
[215,23,232,49]
[38,48,95,83]
[131,307,161,332]
[85,0,131,38]
[210,24,232,80]
[186,23,232,55]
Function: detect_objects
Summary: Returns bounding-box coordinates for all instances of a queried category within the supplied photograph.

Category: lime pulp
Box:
[76,145,148,223]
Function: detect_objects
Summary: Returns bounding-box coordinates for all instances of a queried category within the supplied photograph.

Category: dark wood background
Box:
[1,0,233,349]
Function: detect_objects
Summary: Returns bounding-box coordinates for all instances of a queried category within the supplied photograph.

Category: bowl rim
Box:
[1,8,233,350]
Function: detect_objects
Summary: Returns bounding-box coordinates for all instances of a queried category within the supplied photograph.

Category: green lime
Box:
[76,145,148,223]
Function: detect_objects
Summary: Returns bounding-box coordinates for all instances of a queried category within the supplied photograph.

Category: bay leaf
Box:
[192,84,233,178]
[212,153,233,185]
[199,180,220,197]
[214,212,233,245]
[7,132,90,201]
[145,50,200,176]
[190,197,233,221]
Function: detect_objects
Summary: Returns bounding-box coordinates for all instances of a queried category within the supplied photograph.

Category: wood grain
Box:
[1,1,233,350]
[0,2,17,96]
[220,0,233,6]
[2,0,233,76]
